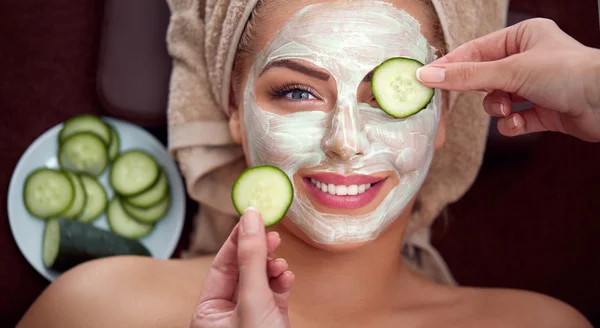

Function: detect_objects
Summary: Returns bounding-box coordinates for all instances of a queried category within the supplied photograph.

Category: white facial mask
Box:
[243,1,441,244]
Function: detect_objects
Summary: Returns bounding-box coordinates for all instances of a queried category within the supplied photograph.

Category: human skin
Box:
[16,1,593,328]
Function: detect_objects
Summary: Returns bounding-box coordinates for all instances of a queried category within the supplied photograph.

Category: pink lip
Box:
[305,173,384,186]
[303,178,385,210]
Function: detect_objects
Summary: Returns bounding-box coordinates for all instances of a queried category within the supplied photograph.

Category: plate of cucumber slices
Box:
[7,115,186,281]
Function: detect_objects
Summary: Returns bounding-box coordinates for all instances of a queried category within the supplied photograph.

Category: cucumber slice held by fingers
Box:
[58,132,109,177]
[110,150,160,197]
[23,168,74,219]
[372,57,434,118]
[231,165,293,227]
[59,114,112,146]
[42,218,151,272]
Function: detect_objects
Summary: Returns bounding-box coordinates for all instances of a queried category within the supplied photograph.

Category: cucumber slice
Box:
[231,165,293,227]
[122,195,170,224]
[110,150,160,196]
[124,170,169,208]
[107,197,155,239]
[77,175,108,224]
[372,57,434,118]
[59,172,87,219]
[43,218,151,272]
[106,124,120,161]
[23,168,74,219]
[59,132,109,177]
[59,114,112,145]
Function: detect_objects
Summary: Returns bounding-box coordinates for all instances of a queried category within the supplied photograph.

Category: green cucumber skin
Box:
[23,168,74,220]
[59,172,88,219]
[124,170,169,208]
[107,197,155,239]
[105,123,120,161]
[109,150,160,197]
[77,174,108,224]
[59,114,112,146]
[122,195,171,224]
[372,57,434,119]
[46,218,151,272]
[231,165,293,227]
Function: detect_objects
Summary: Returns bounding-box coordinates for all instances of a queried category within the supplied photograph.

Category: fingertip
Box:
[498,114,525,136]
[267,231,281,256]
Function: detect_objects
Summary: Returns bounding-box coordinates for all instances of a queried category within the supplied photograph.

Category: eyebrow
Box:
[260,59,375,83]
[260,60,330,81]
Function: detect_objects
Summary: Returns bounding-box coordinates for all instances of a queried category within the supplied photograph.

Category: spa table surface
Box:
[1,0,599,327]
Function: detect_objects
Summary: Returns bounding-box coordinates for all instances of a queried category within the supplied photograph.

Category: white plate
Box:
[7,117,186,282]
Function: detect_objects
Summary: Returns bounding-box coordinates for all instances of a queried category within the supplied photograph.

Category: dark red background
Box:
[1,0,599,326]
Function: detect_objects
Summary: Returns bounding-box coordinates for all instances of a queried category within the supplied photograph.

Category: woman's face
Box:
[229,0,446,249]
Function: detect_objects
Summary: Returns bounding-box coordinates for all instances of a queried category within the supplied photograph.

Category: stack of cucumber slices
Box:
[22,114,172,272]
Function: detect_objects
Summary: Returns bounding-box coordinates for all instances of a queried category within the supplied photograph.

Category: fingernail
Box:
[416,66,445,83]
[242,207,260,234]
[506,115,520,131]
[492,102,506,116]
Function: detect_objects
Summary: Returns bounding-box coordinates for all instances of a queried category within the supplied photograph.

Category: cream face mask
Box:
[243,1,441,244]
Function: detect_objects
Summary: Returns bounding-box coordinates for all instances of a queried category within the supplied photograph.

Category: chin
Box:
[280,218,376,252]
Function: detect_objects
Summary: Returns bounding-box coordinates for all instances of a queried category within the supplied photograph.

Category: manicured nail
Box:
[242,207,260,234]
[416,66,446,83]
[492,102,506,116]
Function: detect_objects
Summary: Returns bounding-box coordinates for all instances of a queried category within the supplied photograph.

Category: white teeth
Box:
[309,179,373,196]
[358,184,366,193]
[348,185,358,195]
[328,184,336,195]
[335,185,348,196]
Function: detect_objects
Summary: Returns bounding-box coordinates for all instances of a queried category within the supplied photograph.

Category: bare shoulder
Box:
[17,255,216,328]
[459,287,592,328]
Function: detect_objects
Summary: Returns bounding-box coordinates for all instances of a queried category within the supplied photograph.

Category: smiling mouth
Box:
[300,173,389,210]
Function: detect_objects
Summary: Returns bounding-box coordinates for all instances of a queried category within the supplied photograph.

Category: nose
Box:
[322,95,368,161]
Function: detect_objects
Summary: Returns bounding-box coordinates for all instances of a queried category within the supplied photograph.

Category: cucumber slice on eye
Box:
[372,57,434,118]
[231,165,293,227]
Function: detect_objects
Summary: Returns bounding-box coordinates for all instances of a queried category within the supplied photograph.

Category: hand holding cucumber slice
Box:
[372,57,434,118]
[231,165,293,227]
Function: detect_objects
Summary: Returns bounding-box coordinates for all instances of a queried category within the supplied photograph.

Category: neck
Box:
[271,215,429,320]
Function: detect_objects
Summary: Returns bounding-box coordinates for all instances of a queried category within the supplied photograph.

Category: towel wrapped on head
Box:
[166,0,508,285]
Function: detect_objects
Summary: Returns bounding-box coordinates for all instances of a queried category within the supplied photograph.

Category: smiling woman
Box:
[15,0,593,327]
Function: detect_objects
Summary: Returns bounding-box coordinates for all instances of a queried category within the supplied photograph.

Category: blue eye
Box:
[286,90,315,100]
[268,84,319,101]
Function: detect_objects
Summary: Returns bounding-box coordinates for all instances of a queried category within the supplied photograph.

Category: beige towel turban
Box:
[166,0,509,285]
